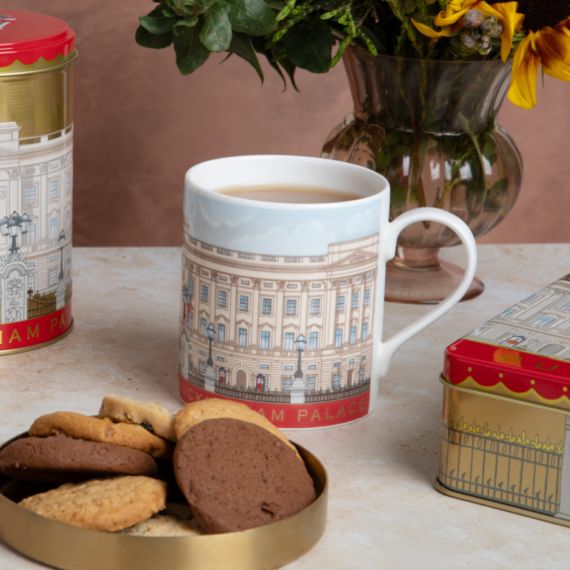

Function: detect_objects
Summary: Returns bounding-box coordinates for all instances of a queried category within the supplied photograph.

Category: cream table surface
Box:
[0,244,569,570]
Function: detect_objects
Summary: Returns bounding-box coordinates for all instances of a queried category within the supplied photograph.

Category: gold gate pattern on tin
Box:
[439,422,563,515]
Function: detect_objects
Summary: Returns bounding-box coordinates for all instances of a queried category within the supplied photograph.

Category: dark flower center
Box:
[517,0,570,31]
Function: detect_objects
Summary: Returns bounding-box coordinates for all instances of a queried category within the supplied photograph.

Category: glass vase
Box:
[322,48,522,303]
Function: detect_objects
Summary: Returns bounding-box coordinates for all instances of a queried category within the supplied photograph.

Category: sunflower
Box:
[412,2,524,61]
[508,1,570,109]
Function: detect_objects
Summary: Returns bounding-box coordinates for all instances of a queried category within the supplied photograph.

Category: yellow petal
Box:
[478,1,525,62]
[536,25,570,81]
[508,33,540,109]
[435,6,472,27]
[411,19,455,39]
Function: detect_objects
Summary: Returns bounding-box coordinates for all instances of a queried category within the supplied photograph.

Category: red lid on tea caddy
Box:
[0,9,75,68]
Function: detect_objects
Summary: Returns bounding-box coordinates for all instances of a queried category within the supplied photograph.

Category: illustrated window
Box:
[308,331,318,350]
[284,332,295,351]
[335,329,343,347]
[200,284,209,303]
[217,290,227,308]
[350,325,357,344]
[286,298,297,316]
[260,330,271,350]
[239,295,249,312]
[332,372,341,390]
[238,327,248,347]
[310,298,321,315]
[262,297,272,315]
[351,292,359,309]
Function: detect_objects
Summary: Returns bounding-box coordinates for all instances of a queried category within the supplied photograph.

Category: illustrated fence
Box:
[27,291,56,319]
[199,378,371,404]
[439,424,563,515]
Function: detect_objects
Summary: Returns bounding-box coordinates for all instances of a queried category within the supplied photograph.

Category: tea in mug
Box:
[218,185,362,204]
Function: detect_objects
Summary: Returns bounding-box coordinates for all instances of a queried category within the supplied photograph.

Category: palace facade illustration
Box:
[0,122,72,323]
[180,232,378,404]
[468,274,570,359]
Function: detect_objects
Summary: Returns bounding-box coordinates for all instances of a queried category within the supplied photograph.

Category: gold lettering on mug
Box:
[271,409,285,423]
[9,329,21,344]
[27,324,40,340]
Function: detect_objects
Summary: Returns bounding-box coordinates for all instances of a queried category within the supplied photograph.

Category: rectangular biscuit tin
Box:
[437,274,570,525]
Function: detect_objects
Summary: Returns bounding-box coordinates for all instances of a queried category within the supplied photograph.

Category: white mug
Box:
[179,155,476,428]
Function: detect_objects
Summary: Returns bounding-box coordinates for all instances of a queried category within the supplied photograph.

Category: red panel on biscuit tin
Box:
[444,274,570,409]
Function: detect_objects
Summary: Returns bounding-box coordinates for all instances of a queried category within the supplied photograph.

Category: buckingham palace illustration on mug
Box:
[179,218,379,422]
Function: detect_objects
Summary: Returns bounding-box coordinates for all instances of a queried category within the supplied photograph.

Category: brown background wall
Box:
[6,1,570,246]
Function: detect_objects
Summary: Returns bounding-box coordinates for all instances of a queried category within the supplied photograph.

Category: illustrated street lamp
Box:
[204,322,217,393]
[290,334,307,404]
[206,322,216,367]
[294,334,306,381]
[182,283,191,305]
[58,229,66,280]
[0,211,31,255]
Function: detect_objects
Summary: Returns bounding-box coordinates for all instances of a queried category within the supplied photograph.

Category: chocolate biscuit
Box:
[175,398,299,457]
[0,434,158,481]
[29,412,169,459]
[174,418,316,533]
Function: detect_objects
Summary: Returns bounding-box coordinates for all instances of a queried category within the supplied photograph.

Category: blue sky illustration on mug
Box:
[185,191,381,256]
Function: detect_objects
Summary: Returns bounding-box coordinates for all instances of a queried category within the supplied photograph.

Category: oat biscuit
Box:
[99,395,176,441]
[29,412,169,459]
[121,514,200,537]
[19,476,167,532]
[175,399,298,455]
[174,418,316,533]
[0,434,157,481]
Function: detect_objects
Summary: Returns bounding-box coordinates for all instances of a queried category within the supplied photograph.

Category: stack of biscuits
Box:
[0,396,316,535]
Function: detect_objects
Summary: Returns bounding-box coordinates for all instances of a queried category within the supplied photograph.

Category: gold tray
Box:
[0,435,327,570]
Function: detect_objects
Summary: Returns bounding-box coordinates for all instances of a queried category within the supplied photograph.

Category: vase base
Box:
[385,258,484,304]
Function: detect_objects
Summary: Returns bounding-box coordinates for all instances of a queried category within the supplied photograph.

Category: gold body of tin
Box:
[437,376,570,527]
[0,54,75,138]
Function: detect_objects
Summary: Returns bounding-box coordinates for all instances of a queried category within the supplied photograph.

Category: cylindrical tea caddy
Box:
[0,10,75,353]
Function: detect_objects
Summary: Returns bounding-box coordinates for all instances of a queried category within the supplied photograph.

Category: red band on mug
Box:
[179,375,370,428]
[0,304,72,351]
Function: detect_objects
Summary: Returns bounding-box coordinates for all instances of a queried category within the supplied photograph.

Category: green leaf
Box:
[166,0,196,16]
[283,19,333,73]
[230,33,263,81]
[200,4,232,51]
[139,15,177,34]
[135,25,173,49]
[139,5,177,34]
[174,16,199,31]
[224,0,276,36]
[277,57,297,90]
[174,24,210,74]
[192,0,219,11]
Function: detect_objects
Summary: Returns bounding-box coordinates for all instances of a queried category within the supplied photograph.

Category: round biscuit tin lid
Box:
[0,10,75,68]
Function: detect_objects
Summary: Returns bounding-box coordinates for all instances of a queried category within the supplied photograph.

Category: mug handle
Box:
[375,207,477,376]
